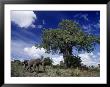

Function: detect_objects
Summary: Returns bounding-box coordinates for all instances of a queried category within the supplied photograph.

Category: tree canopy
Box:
[42,19,99,54]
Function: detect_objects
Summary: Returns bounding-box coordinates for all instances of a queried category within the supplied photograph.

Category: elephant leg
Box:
[30,66,34,73]
[33,64,36,72]
[37,65,39,72]
[26,66,29,71]
[27,65,33,73]
[24,65,28,70]
[43,65,46,72]
[27,66,30,72]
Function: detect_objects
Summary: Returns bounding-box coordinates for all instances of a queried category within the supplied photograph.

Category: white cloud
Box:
[78,52,100,66]
[81,14,88,21]
[74,13,88,21]
[23,46,63,65]
[50,55,63,65]
[11,11,37,28]
[37,25,43,28]
[82,24,91,30]
[82,23,100,36]
[24,46,46,58]
[93,22,100,29]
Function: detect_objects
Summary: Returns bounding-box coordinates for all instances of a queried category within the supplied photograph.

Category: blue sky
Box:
[11,11,100,66]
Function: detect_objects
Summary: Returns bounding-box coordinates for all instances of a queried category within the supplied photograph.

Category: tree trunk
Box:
[63,46,72,68]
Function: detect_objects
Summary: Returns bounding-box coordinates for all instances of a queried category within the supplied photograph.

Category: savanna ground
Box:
[11,61,100,77]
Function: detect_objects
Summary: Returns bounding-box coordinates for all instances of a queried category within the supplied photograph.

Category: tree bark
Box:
[63,46,72,68]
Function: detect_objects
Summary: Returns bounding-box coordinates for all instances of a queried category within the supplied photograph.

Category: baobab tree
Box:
[41,19,99,68]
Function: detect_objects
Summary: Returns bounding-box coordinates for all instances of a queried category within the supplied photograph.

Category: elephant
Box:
[22,58,52,73]
[26,58,42,72]
[22,60,29,69]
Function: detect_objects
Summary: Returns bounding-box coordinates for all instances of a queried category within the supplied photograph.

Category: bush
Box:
[11,61,25,77]
[43,57,53,66]
[64,55,82,68]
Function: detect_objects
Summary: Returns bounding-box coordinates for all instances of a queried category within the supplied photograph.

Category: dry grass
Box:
[11,62,100,77]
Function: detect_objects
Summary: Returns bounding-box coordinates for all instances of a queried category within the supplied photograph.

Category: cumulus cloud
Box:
[23,46,63,65]
[24,46,46,58]
[50,55,63,65]
[78,52,100,66]
[11,11,37,28]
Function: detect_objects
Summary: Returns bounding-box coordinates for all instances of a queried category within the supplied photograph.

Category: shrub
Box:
[64,55,82,68]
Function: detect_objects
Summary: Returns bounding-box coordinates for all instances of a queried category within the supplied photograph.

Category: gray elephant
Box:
[23,58,52,73]
[26,58,42,72]
[22,60,29,69]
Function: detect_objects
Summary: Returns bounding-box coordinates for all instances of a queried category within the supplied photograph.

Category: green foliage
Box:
[11,61,24,77]
[43,57,53,66]
[42,19,99,54]
[56,68,61,76]
[64,55,82,68]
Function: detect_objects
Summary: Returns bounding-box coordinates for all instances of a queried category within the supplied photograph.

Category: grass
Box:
[11,62,100,77]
